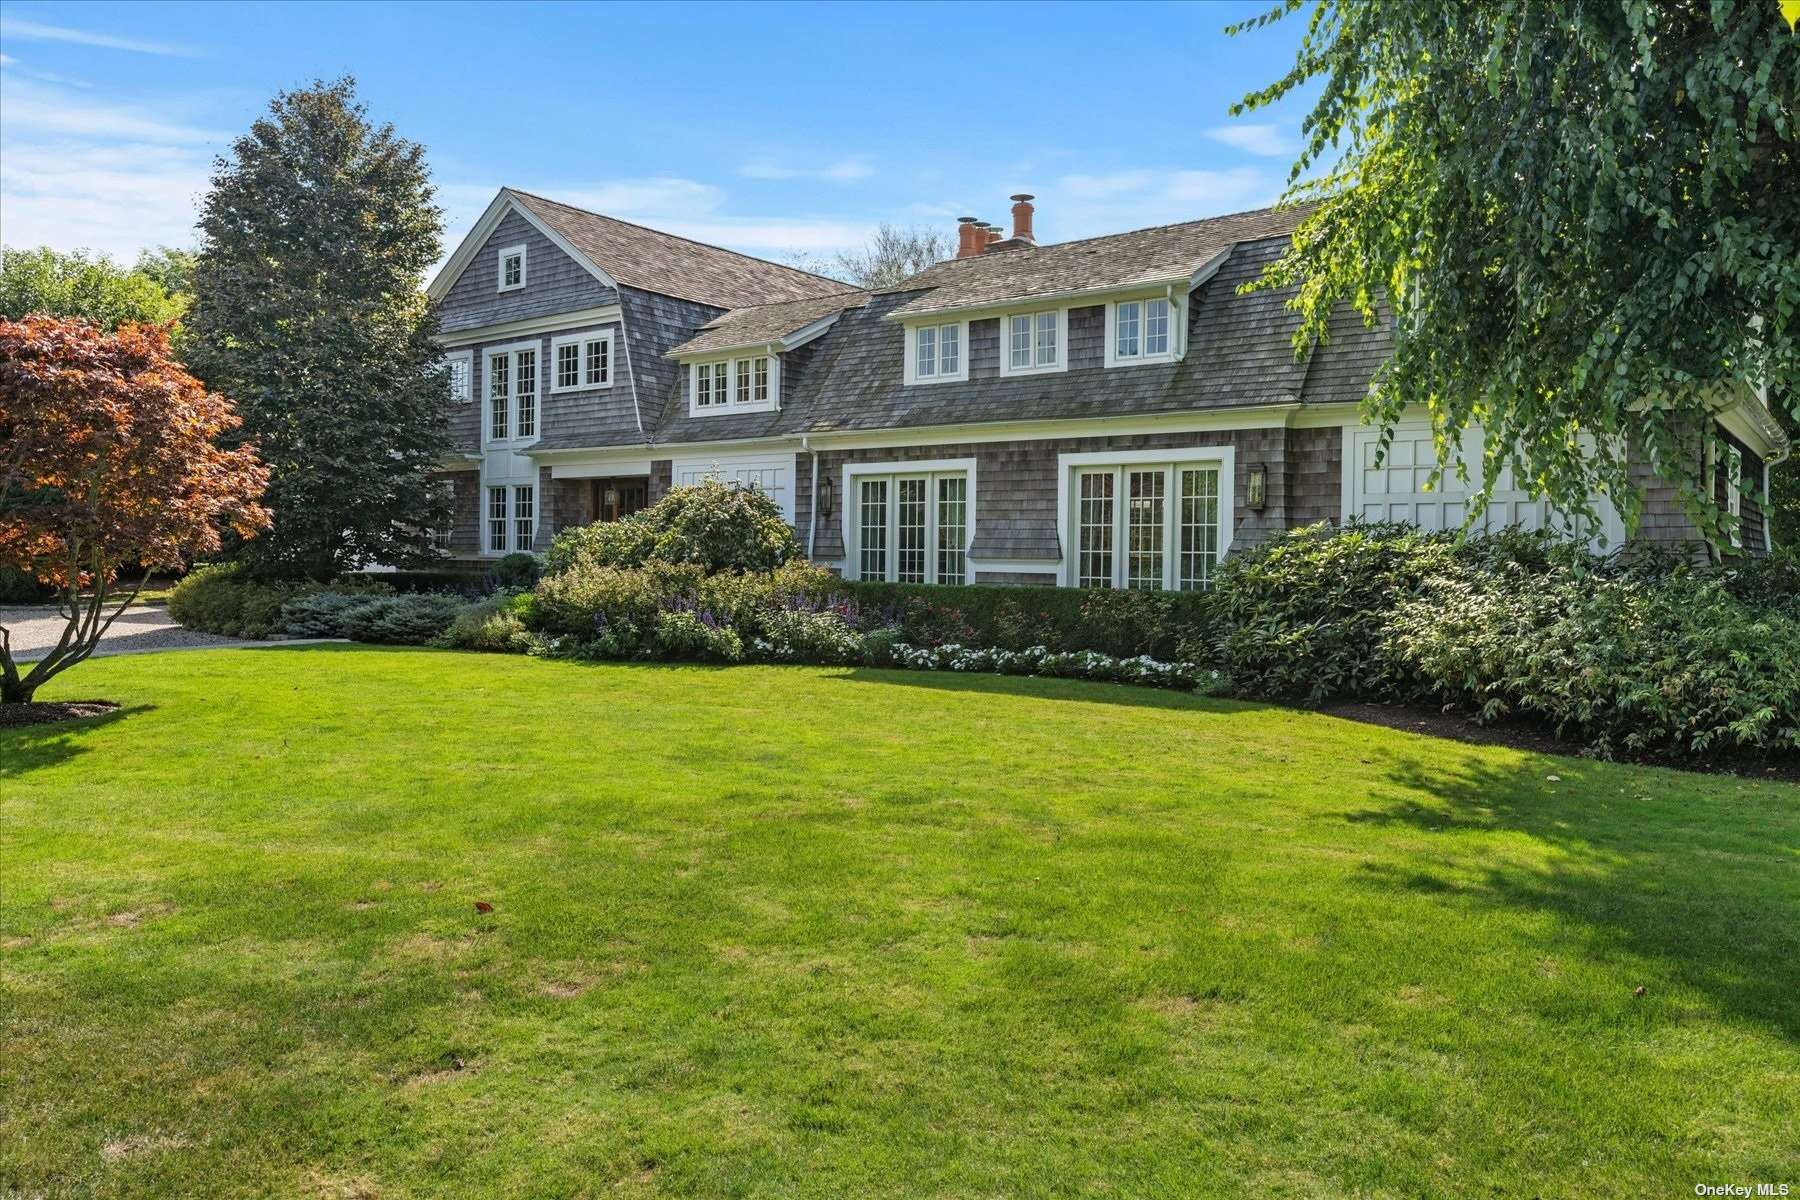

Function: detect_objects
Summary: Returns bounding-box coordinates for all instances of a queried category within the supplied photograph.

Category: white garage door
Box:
[1348,423,1624,544]
[670,453,795,523]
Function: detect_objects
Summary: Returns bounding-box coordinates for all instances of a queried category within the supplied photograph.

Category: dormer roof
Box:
[666,291,870,359]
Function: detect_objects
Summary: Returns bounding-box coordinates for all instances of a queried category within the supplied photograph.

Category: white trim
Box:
[998,306,1069,378]
[1054,445,1237,588]
[549,330,613,393]
[426,189,620,303]
[901,318,971,386]
[670,310,847,362]
[436,305,623,349]
[687,352,780,417]
[441,349,473,403]
[1724,442,1744,549]
[496,243,528,293]
[482,338,544,448]
[842,458,978,585]
[968,557,1060,575]
[882,256,1228,324]
[549,458,653,480]
[1103,290,1183,368]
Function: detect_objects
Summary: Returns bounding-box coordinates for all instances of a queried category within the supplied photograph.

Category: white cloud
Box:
[0,76,227,143]
[1202,123,1297,159]
[740,158,874,183]
[1049,166,1284,239]
[0,17,197,57]
[0,140,211,257]
[0,53,16,66]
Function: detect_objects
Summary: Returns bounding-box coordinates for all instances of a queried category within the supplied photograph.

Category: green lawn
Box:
[3,647,1796,1198]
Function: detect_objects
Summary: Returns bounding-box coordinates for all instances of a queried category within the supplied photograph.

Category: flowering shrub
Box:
[651,609,743,662]
[751,606,864,664]
[543,479,798,576]
[873,642,1219,692]
[899,598,977,648]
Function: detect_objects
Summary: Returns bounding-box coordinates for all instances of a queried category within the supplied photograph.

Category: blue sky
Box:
[0,1,1315,273]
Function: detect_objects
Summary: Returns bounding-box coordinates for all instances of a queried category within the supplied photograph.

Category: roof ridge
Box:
[507,188,856,296]
[712,290,871,315]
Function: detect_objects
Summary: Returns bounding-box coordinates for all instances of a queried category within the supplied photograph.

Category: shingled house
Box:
[426,188,1788,585]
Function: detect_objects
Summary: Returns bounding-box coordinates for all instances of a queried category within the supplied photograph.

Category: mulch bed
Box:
[1316,700,1800,784]
[0,700,121,728]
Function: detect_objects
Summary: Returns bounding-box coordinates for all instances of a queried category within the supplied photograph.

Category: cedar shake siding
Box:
[437,469,481,555]
[439,210,617,335]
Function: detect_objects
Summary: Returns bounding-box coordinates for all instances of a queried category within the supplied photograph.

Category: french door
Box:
[1073,462,1221,590]
[854,472,969,584]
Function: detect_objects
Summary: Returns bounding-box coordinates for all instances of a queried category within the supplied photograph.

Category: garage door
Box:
[670,453,795,523]
[1348,423,1624,544]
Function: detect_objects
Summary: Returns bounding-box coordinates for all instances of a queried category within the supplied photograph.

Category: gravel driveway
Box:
[1,604,259,661]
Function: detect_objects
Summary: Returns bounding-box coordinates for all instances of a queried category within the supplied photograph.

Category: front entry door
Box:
[589,476,649,523]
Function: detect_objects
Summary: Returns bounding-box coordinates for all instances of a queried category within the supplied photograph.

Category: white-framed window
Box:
[497,243,527,292]
[905,320,966,384]
[442,351,472,403]
[1061,449,1234,591]
[550,331,612,392]
[1105,295,1180,367]
[1000,308,1066,377]
[487,483,535,554]
[845,460,975,584]
[484,341,541,443]
[687,354,779,416]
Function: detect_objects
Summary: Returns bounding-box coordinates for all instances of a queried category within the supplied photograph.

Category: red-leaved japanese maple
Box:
[1,316,271,704]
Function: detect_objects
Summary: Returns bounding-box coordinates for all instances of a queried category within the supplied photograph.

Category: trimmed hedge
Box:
[342,569,491,595]
[839,580,1216,658]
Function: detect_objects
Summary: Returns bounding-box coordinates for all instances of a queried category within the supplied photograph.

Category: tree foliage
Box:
[1233,0,1799,542]
[791,224,952,289]
[0,246,189,330]
[186,76,450,579]
[0,317,271,703]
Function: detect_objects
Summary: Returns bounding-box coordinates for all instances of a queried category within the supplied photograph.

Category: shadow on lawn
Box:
[833,666,1268,714]
[1348,752,1800,1041]
[0,703,149,778]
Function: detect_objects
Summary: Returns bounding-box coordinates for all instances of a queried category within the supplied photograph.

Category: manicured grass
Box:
[3,647,1796,1198]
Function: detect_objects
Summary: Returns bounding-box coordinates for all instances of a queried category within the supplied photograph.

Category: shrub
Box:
[1208,522,1454,702]
[169,562,390,638]
[1390,563,1800,757]
[543,479,798,576]
[840,580,1214,656]
[751,607,864,664]
[873,642,1218,693]
[277,591,467,645]
[899,597,976,648]
[0,566,53,603]
[344,568,490,596]
[491,552,540,589]
[1077,588,1187,659]
[437,591,535,653]
[651,609,743,662]
[534,559,704,638]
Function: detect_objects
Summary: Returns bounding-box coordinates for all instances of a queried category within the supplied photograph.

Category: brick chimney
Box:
[955,216,982,259]
[1009,194,1036,244]
[982,223,1001,248]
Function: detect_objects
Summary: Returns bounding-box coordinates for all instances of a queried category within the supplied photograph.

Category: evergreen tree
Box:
[188,77,449,578]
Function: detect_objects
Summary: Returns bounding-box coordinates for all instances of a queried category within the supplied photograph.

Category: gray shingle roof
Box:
[666,291,870,358]
[508,189,857,309]
[880,204,1312,320]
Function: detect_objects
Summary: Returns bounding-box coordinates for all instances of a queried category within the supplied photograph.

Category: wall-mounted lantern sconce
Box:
[1246,463,1268,511]
[817,474,835,520]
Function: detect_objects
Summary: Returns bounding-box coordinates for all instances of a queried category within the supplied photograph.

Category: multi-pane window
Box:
[552,334,611,392]
[690,356,775,413]
[444,355,471,402]
[488,352,509,439]
[1074,461,1223,591]
[858,478,888,581]
[1725,444,1744,549]
[498,245,526,291]
[487,486,508,554]
[1006,310,1059,372]
[852,470,971,584]
[912,322,962,381]
[1111,298,1175,365]
[514,484,535,551]
[514,349,536,438]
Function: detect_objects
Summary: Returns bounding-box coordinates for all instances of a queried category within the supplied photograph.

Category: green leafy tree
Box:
[1233,0,1799,542]
[187,77,450,579]
[0,247,188,330]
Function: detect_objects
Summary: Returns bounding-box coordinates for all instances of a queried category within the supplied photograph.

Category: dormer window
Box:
[497,243,527,292]
[1000,308,1066,377]
[688,353,779,416]
[903,320,969,385]
[1105,295,1182,367]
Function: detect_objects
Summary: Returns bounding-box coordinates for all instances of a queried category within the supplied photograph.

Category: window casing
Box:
[550,332,612,392]
[484,342,540,443]
[999,308,1066,377]
[848,466,972,585]
[497,244,527,292]
[1105,295,1180,367]
[906,321,966,384]
[487,483,535,554]
[1069,459,1226,591]
[687,354,778,415]
[1725,444,1744,549]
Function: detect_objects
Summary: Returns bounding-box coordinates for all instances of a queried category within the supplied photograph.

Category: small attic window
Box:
[497,244,527,292]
